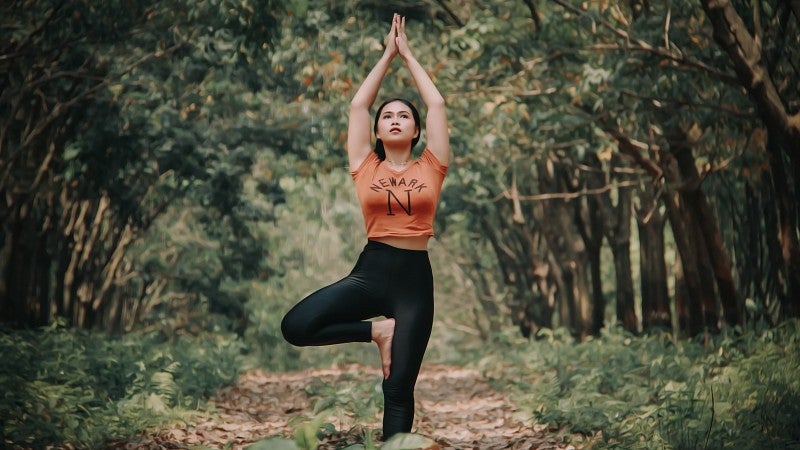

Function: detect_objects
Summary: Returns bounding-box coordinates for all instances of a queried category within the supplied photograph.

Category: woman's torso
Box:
[351,148,448,249]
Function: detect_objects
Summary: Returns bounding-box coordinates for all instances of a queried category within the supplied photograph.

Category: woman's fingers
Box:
[394,15,412,58]
[390,13,397,38]
[386,13,412,58]
[384,14,399,55]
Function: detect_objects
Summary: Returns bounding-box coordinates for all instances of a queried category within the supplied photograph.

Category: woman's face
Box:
[375,100,419,147]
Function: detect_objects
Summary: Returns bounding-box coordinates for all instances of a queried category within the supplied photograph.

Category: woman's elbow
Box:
[428,96,445,109]
[350,97,371,111]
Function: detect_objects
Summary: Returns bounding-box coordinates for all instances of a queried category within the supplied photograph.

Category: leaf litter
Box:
[116,364,587,449]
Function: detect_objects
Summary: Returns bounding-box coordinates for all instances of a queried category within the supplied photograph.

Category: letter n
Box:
[386,190,412,215]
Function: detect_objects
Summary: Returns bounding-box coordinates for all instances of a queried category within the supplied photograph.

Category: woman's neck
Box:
[384,147,412,165]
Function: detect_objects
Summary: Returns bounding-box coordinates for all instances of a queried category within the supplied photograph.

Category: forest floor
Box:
[118,363,589,450]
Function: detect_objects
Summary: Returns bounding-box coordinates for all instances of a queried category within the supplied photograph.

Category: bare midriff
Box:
[372,235,430,251]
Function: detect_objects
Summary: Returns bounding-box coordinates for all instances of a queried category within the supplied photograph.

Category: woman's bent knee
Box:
[281,312,307,346]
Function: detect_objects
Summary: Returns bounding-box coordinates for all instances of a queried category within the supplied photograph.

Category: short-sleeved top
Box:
[351,148,448,238]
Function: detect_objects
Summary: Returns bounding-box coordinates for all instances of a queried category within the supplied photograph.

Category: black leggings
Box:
[281,240,434,438]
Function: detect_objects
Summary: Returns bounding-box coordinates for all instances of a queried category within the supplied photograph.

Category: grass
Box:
[1,318,798,449]
[470,320,800,449]
[0,319,243,449]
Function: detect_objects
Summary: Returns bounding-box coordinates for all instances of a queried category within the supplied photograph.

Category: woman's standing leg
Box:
[281,242,435,440]
[380,253,434,438]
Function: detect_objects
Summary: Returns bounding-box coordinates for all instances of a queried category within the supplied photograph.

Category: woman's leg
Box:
[381,254,434,439]
[281,241,435,439]
[281,255,383,346]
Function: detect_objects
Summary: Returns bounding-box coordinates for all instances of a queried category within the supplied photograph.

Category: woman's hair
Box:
[372,98,421,161]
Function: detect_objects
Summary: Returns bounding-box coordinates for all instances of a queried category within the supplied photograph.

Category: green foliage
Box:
[244,168,370,370]
[473,320,800,449]
[304,374,383,423]
[381,433,438,450]
[3,0,799,444]
[248,436,302,450]
[246,428,433,450]
[1,0,294,330]
[0,322,242,448]
[293,414,327,449]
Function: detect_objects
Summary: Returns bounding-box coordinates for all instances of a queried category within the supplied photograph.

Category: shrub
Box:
[0,321,243,448]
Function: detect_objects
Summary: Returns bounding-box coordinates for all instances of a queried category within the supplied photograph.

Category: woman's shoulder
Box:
[419,148,448,174]
[350,150,380,177]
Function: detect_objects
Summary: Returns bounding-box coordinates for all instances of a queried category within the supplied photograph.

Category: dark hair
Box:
[372,98,421,161]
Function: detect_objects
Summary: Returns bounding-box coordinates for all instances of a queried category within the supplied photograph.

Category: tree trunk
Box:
[662,155,710,336]
[637,189,671,330]
[701,0,800,164]
[587,236,604,334]
[702,0,800,318]
[673,253,691,332]
[608,179,636,333]
[765,126,800,318]
[582,153,637,333]
[480,198,555,337]
[537,160,593,338]
[670,129,743,326]
[577,154,606,336]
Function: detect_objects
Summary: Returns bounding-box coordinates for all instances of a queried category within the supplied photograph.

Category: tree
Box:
[439,0,796,338]
[701,0,800,317]
[0,0,287,330]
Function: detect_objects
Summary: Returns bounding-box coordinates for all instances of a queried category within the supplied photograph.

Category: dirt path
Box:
[119,364,580,449]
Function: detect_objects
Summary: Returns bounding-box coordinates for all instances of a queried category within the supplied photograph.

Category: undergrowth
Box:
[3,316,799,449]
[0,320,243,449]
[473,320,800,449]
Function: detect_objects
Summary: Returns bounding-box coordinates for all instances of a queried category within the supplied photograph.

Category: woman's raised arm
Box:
[346,16,399,170]
[395,16,449,165]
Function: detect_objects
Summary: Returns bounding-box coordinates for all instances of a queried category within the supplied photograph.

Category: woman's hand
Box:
[383,13,400,59]
[395,15,413,60]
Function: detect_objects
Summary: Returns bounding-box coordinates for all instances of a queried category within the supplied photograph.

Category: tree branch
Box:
[504,179,640,202]
[432,0,465,27]
[702,0,800,162]
[585,43,739,85]
[522,0,542,32]
[602,127,664,179]
[0,2,65,62]
[18,41,184,154]
[548,0,740,85]
[618,88,755,119]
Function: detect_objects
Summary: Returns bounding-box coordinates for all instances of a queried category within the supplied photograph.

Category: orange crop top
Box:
[351,148,448,239]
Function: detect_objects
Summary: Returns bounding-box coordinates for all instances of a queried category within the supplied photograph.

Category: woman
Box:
[281,13,450,439]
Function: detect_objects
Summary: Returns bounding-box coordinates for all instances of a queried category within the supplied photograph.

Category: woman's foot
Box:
[372,318,395,379]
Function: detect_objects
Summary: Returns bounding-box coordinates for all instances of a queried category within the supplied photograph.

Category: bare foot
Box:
[371,318,395,379]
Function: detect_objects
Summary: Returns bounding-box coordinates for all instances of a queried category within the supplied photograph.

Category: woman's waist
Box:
[368,235,430,251]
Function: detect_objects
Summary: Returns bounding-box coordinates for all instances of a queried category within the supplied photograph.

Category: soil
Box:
[115,364,585,450]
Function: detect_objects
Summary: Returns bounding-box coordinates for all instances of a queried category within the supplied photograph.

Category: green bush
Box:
[0,321,243,448]
[472,320,800,449]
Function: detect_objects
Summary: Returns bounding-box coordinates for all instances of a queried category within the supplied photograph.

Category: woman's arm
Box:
[396,16,450,165]
[347,16,399,170]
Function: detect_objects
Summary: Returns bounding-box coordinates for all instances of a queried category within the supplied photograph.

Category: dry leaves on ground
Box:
[117,364,587,449]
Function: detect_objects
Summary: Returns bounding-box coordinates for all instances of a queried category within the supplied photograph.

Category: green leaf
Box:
[380,433,436,450]
[144,393,167,413]
[312,396,336,414]
[293,414,325,450]
[288,0,308,16]
[246,437,300,450]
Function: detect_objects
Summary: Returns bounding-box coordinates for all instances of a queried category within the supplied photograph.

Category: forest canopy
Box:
[1,0,798,339]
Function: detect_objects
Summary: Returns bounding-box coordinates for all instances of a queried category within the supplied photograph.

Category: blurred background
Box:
[2,0,799,448]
